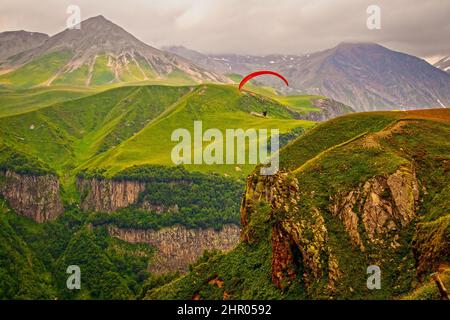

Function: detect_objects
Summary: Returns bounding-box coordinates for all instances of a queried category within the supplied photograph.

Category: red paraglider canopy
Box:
[238,70,288,91]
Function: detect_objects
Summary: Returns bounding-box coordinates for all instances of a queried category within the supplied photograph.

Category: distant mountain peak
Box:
[0,15,227,87]
[335,41,380,47]
[169,43,450,111]
[332,42,387,54]
[79,14,120,28]
[90,14,107,20]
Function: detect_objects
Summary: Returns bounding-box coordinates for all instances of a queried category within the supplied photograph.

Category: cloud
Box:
[0,0,449,58]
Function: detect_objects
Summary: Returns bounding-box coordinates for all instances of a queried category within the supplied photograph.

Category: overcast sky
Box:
[1,0,449,61]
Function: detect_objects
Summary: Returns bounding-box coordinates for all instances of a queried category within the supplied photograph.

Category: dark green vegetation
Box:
[145,110,450,300]
[145,204,295,300]
[0,198,153,299]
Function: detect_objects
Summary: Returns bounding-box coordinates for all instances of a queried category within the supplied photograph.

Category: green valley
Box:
[0,82,317,299]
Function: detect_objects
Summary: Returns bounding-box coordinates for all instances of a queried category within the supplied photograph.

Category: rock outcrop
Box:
[241,171,339,290]
[77,177,145,212]
[0,170,63,222]
[330,165,419,250]
[108,224,240,273]
[241,165,420,292]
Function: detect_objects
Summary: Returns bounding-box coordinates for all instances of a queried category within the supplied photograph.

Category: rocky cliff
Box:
[241,171,339,290]
[330,165,419,250]
[0,170,63,222]
[241,165,421,292]
[77,177,145,212]
[108,224,240,273]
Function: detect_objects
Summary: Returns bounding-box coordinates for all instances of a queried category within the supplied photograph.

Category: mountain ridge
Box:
[0,15,228,87]
[166,43,450,111]
[0,30,49,63]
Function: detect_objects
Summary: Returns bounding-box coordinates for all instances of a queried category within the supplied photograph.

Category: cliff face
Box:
[241,172,339,290]
[241,165,421,292]
[330,166,419,250]
[0,170,63,222]
[77,177,145,212]
[108,225,240,273]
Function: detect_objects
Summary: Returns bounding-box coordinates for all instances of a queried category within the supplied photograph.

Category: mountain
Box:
[164,45,303,79]
[144,108,450,300]
[0,30,49,63]
[282,43,450,111]
[434,55,450,73]
[0,16,227,88]
[166,43,450,111]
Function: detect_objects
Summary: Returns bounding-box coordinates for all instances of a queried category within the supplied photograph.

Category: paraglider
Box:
[238,70,288,91]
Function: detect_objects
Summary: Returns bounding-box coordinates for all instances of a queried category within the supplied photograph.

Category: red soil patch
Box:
[404,108,450,123]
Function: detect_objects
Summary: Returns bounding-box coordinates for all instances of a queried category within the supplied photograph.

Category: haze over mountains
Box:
[0,15,449,112]
[166,43,450,111]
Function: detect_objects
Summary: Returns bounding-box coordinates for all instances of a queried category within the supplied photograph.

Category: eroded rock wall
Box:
[330,165,419,250]
[77,177,145,212]
[108,224,241,273]
[241,165,420,292]
[0,170,63,222]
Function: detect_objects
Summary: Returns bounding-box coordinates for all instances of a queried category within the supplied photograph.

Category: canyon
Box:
[1,171,241,274]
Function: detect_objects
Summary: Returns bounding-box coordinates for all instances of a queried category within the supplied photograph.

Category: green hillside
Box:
[0,84,313,181]
[272,95,324,113]
[0,86,97,118]
[144,109,450,300]
[0,51,203,89]
[0,85,191,172]
[0,51,73,88]
[82,84,314,177]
